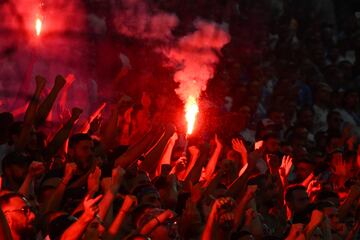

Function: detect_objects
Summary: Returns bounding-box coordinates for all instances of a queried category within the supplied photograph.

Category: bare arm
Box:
[97,167,124,221]
[34,75,66,127]
[225,151,258,198]
[44,108,82,159]
[118,107,132,145]
[115,127,164,168]
[18,161,45,197]
[203,135,222,182]
[105,195,136,239]
[61,195,102,240]
[16,76,46,150]
[102,107,120,149]
[185,146,209,185]
[80,103,106,134]
[338,184,360,221]
[141,125,175,176]
[155,133,177,177]
[44,163,77,213]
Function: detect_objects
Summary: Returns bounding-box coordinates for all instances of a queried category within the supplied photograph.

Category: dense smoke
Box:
[113,0,231,105]
[163,19,231,103]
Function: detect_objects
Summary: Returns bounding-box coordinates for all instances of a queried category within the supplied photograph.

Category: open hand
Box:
[279,155,293,177]
[232,138,246,155]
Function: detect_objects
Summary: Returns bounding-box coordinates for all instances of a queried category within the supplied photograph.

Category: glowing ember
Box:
[35,18,42,36]
[185,96,199,135]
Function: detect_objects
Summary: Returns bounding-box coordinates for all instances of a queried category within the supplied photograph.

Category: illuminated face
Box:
[2,197,36,237]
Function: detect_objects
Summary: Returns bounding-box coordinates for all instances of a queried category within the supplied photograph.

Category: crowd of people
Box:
[1,0,360,239]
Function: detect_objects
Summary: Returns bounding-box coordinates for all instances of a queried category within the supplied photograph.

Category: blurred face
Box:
[142,192,161,208]
[345,92,359,109]
[328,113,342,130]
[270,111,285,126]
[239,106,251,124]
[264,137,280,154]
[299,109,314,129]
[322,207,340,231]
[73,140,94,168]
[295,162,313,181]
[2,197,36,237]
[289,189,309,214]
[317,89,331,105]
[6,164,29,184]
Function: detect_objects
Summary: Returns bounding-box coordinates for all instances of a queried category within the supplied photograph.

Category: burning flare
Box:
[35,18,42,36]
[185,96,199,135]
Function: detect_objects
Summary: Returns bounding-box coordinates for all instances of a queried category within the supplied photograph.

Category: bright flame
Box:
[35,18,42,36]
[185,96,199,135]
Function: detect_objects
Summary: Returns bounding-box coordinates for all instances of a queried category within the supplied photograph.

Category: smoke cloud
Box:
[113,0,179,41]
[163,19,231,102]
[113,1,231,103]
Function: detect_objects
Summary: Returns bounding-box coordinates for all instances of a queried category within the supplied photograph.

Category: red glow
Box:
[35,18,42,36]
[185,96,198,135]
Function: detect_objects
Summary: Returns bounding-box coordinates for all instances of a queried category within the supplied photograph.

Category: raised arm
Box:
[80,102,106,134]
[18,161,45,196]
[201,197,233,240]
[34,75,66,127]
[16,76,46,150]
[60,195,102,240]
[97,167,125,221]
[184,146,200,180]
[185,145,209,185]
[155,132,178,177]
[114,126,164,168]
[44,163,77,213]
[203,135,222,182]
[303,210,325,239]
[141,125,175,176]
[44,108,82,159]
[105,195,137,240]
[338,184,360,221]
[118,107,133,145]
[102,106,120,149]
[225,151,258,198]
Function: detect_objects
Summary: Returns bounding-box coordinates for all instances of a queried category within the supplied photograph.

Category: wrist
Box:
[80,213,94,224]
[26,173,34,181]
